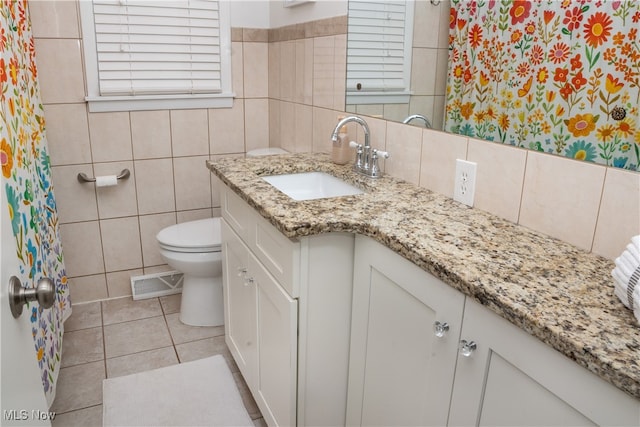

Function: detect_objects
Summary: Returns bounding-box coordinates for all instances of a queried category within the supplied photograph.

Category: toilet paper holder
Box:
[77,168,130,183]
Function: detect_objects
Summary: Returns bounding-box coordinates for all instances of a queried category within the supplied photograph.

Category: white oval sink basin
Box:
[262,172,363,201]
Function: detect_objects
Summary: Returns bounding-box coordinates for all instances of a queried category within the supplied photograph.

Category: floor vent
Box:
[131,271,183,300]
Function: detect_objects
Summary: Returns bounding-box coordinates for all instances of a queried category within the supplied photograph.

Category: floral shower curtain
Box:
[445,0,639,171]
[1,0,71,406]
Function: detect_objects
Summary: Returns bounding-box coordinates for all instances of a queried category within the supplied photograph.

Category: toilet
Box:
[156,218,223,327]
[155,147,288,327]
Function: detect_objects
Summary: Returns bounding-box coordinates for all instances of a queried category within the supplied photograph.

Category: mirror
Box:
[345,0,449,130]
[345,1,639,172]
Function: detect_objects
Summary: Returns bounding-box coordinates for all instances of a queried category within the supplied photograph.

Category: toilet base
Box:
[179,274,224,327]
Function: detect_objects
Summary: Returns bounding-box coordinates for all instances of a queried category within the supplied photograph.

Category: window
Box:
[79,0,233,112]
[346,0,414,105]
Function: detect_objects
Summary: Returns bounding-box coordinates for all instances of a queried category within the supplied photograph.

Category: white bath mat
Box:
[103,355,253,427]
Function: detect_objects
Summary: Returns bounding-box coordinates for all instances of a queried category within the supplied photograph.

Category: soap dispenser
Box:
[331,117,351,165]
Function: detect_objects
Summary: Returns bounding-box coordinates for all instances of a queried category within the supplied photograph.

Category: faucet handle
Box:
[372,149,390,159]
[351,142,364,171]
[369,149,389,178]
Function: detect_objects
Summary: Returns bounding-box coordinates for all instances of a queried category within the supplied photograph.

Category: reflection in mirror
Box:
[446,0,638,170]
[403,114,432,128]
[346,1,639,171]
[345,0,449,130]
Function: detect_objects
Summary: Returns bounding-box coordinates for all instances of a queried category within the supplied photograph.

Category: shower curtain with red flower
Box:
[1,0,71,406]
[445,0,639,171]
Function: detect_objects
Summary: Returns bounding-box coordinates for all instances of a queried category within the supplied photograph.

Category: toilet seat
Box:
[156,217,221,253]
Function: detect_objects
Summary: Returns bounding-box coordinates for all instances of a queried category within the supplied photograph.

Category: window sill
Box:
[85,93,236,113]
[346,91,412,105]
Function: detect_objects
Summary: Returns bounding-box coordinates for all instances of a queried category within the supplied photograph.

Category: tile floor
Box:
[50,294,265,427]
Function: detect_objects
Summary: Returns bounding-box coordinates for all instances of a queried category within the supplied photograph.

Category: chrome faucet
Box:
[403,114,432,129]
[331,116,389,178]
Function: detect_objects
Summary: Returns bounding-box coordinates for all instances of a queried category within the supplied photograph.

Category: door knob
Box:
[8,276,55,318]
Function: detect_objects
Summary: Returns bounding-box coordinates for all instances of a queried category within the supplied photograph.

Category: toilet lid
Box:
[156,218,221,252]
[246,147,288,157]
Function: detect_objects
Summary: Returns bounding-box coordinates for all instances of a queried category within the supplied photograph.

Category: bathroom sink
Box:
[262,172,364,201]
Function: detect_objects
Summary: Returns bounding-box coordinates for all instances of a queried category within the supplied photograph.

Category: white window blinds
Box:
[88,0,222,96]
[346,0,414,103]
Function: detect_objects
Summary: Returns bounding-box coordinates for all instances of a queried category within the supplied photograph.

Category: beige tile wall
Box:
[32,2,269,302]
[32,3,639,303]
[267,17,348,153]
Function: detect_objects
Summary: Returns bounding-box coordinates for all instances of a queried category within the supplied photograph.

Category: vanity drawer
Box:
[222,185,300,298]
[249,213,300,298]
[222,186,250,242]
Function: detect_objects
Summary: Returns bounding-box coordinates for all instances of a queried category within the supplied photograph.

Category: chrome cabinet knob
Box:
[244,277,255,287]
[433,321,449,338]
[460,340,477,357]
[237,267,247,277]
[8,276,55,318]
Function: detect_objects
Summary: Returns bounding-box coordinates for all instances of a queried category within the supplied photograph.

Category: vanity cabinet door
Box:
[221,220,258,390]
[449,298,640,426]
[347,236,465,426]
[250,252,298,427]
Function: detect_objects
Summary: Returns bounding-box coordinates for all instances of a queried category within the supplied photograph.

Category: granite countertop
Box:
[207,153,640,400]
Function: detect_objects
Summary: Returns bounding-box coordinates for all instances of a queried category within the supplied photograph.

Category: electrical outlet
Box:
[453,159,477,207]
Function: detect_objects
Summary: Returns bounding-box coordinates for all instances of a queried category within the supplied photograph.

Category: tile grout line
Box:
[101,301,107,376]
[159,296,184,363]
[101,300,107,414]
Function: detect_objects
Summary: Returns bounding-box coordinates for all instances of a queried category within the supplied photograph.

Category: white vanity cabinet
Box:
[449,298,640,426]
[348,236,640,426]
[346,235,466,426]
[221,186,356,427]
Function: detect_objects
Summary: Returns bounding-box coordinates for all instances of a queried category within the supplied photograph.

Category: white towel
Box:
[613,269,631,308]
[615,255,636,279]
[612,235,640,323]
[626,242,640,261]
[621,250,640,270]
[634,284,640,325]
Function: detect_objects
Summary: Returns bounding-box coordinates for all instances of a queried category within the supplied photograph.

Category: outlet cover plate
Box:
[454,159,477,207]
